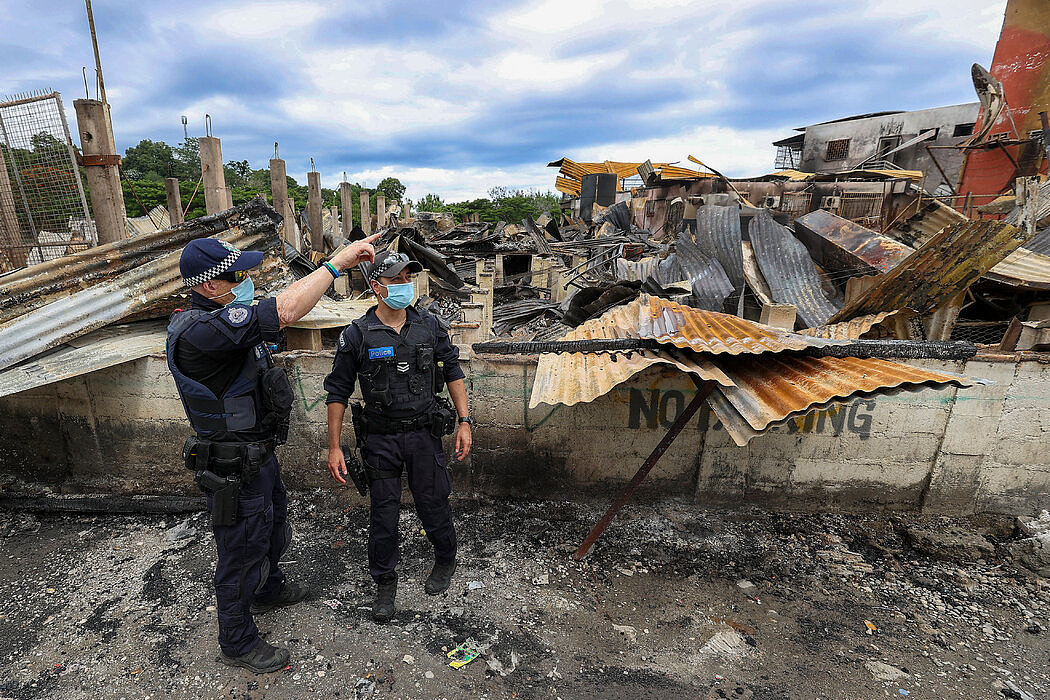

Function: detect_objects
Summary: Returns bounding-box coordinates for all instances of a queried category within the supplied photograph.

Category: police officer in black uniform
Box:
[324,250,472,622]
[167,233,379,673]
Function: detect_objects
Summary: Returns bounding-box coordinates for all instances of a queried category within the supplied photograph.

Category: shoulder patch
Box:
[225,306,250,325]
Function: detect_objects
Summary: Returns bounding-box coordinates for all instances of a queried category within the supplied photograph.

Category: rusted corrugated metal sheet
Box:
[749,209,841,328]
[798,311,900,339]
[0,199,280,325]
[829,219,1026,323]
[637,296,838,354]
[794,210,913,275]
[528,301,731,408]
[0,199,281,372]
[695,205,744,290]
[706,355,978,446]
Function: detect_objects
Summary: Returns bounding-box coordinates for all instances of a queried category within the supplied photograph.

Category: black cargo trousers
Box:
[363,427,456,581]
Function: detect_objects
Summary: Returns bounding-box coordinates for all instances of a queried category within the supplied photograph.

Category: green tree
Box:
[122,139,175,180]
[376,176,406,202]
[417,193,445,212]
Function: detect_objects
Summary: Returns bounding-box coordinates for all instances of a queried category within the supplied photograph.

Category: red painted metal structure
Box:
[957,0,1050,208]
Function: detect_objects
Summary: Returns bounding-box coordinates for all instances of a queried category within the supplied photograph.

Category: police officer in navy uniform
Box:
[324,250,473,622]
[167,233,379,673]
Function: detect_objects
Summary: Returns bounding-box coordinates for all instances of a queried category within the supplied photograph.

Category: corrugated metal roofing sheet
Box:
[528,301,731,408]
[748,209,841,328]
[637,296,837,354]
[984,247,1050,289]
[706,355,978,446]
[830,219,1026,322]
[0,321,165,398]
[674,232,734,311]
[695,205,744,290]
[127,205,170,236]
[798,311,900,339]
[794,210,913,275]
[0,198,282,372]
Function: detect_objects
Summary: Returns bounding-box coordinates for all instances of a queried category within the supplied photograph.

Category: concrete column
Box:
[377,195,386,229]
[494,254,506,285]
[73,99,127,243]
[225,187,234,210]
[531,256,552,294]
[476,271,494,336]
[198,136,228,215]
[550,264,570,303]
[285,327,322,351]
[414,267,430,300]
[269,158,297,251]
[339,182,353,239]
[0,158,27,268]
[164,178,183,226]
[359,190,371,237]
[307,170,323,252]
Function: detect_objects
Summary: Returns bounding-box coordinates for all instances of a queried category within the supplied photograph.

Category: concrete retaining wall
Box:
[1,352,1048,515]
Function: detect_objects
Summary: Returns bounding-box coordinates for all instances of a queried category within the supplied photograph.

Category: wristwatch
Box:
[458,416,474,427]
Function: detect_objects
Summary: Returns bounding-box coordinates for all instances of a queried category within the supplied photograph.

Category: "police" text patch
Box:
[368,346,395,360]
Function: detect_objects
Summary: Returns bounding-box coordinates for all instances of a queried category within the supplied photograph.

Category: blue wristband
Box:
[323,261,340,279]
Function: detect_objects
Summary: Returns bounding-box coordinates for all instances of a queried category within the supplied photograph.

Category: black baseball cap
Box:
[366,250,423,281]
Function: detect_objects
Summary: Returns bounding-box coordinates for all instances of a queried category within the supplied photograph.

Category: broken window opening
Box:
[775,145,802,170]
[876,135,902,162]
[825,139,850,161]
[953,123,976,137]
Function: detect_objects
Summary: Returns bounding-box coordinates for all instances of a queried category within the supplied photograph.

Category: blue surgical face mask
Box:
[379,281,415,310]
[230,277,255,305]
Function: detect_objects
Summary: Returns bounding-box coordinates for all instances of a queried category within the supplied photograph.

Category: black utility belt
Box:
[363,415,431,434]
[182,436,274,477]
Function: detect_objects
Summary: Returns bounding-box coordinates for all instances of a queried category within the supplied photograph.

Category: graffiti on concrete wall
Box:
[627,388,876,439]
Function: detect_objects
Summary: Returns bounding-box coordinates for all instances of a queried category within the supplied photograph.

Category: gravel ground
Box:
[1,493,1048,699]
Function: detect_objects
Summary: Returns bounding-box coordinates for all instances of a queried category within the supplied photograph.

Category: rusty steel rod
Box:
[573,377,714,561]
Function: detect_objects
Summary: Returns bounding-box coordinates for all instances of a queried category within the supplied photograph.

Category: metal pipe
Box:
[574,376,713,560]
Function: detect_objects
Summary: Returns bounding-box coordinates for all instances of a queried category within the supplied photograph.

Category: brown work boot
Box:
[219,639,290,674]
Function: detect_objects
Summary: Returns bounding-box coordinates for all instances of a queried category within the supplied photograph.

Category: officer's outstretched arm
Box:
[276,233,381,328]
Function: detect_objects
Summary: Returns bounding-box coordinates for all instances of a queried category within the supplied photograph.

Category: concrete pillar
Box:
[550,264,570,303]
[225,187,234,210]
[531,256,553,294]
[164,177,183,226]
[494,254,506,285]
[73,99,127,243]
[339,183,353,239]
[475,272,494,336]
[359,190,371,237]
[0,158,27,268]
[198,136,228,215]
[269,158,297,251]
[377,195,386,229]
[285,327,322,351]
[414,268,430,300]
[307,170,323,252]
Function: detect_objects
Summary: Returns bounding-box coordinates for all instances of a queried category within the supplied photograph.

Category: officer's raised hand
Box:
[275,232,382,328]
[331,233,381,269]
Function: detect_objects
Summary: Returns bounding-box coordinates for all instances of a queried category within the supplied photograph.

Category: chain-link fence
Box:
[0,90,94,270]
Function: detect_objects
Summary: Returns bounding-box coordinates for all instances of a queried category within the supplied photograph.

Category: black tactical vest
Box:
[166,309,274,441]
[353,310,439,420]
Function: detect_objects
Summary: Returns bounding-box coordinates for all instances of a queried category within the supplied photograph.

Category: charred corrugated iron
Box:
[694,205,745,290]
[749,209,841,328]
[830,219,1026,322]
[673,232,734,311]
[0,201,281,372]
[794,210,913,276]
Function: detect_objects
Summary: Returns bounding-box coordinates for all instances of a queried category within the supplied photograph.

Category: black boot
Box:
[252,580,310,615]
[219,639,290,674]
[424,561,457,596]
[372,573,397,623]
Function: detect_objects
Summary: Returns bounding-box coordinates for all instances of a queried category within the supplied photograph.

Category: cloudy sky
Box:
[1,0,1007,201]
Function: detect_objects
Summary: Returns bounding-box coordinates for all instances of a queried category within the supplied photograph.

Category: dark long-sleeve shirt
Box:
[324,306,464,407]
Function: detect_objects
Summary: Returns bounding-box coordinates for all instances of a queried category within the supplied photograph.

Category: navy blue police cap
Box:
[180,238,264,287]
[364,250,423,282]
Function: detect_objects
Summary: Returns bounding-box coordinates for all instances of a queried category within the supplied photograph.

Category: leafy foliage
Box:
[417,187,560,223]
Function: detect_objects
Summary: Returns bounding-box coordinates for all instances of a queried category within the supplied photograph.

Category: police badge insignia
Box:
[226,306,250,325]
[397,362,410,373]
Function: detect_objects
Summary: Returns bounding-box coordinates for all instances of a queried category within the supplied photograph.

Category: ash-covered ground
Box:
[1,494,1048,700]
